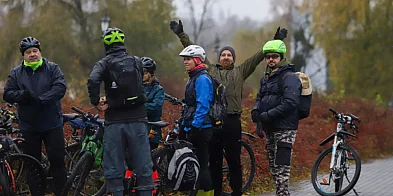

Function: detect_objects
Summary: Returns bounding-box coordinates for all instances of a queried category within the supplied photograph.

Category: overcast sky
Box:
[173,0,272,22]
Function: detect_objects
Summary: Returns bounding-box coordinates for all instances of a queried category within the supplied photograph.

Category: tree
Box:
[304,0,393,101]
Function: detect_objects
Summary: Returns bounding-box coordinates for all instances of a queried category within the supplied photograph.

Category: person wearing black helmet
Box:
[87,27,154,196]
[141,57,164,150]
[3,36,67,196]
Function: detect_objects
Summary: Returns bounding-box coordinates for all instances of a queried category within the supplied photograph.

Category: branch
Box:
[186,0,199,43]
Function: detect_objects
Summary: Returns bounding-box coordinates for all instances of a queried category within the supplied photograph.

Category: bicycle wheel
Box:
[151,147,197,196]
[311,145,361,196]
[8,153,46,195]
[62,151,105,196]
[221,140,256,196]
[0,162,15,196]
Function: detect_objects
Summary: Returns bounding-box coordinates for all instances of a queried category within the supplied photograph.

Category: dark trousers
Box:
[188,127,213,191]
[22,126,67,196]
[209,114,242,196]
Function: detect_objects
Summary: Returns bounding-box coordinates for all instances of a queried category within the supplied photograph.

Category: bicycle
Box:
[160,93,256,196]
[1,106,92,195]
[63,107,168,196]
[0,108,46,195]
[62,106,106,196]
[311,108,362,196]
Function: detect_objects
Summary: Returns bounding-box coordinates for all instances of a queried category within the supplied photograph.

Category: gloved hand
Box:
[18,90,32,105]
[27,91,41,103]
[170,20,184,35]
[251,110,259,123]
[259,112,270,123]
[256,121,265,138]
[273,26,288,40]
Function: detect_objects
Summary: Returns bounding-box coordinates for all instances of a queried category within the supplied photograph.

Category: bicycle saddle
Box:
[148,121,169,128]
[63,113,79,121]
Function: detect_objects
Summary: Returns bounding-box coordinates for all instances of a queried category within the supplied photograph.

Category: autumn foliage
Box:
[59,92,393,193]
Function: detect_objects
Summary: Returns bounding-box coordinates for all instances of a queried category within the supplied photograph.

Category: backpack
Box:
[103,53,147,109]
[206,75,228,127]
[167,146,200,191]
[278,70,312,119]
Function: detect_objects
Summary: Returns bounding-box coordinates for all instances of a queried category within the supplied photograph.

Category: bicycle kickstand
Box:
[352,188,359,196]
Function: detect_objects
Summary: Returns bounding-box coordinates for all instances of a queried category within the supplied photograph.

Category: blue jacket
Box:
[182,68,213,130]
[143,79,164,143]
[3,58,66,131]
[253,64,302,132]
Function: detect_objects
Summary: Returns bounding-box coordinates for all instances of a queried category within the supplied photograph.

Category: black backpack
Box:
[102,53,147,109]
[205,74,228,127]
[278,70,312,120]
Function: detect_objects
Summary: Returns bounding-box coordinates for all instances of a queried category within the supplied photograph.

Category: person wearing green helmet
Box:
[87,27,154,196]
[169,20,288,196]
[251,40,302,196]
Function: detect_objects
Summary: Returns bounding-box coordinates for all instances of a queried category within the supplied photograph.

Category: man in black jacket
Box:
[252,40,302,196]
[3,36,67,196]
[87,27,154,196]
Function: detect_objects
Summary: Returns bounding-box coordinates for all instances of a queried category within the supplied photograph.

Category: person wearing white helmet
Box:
[179,45,214,196]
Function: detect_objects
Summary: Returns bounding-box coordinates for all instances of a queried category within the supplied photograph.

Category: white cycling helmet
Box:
[179,45,206,62]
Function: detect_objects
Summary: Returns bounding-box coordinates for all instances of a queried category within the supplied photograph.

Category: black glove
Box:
[18,90,32,105]
[170,20,184,35]
[251,110,259,123]
[28,91,41,103]
[273,26,288,40]
[259,112,270,123]
[256,121,264,138]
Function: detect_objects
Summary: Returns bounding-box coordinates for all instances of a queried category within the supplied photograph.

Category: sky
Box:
[173,0,272,22]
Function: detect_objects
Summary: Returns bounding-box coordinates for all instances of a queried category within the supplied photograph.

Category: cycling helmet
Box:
[102,27,125,45]
[141,57,157,72]
[179,45,206,62]
[19,37,41,55]
[262,40,286,55]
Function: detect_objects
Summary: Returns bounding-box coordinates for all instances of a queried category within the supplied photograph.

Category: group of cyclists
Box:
[2,18,312,196]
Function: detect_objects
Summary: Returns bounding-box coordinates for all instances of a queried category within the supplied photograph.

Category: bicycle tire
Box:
[62,152,105,196]
[0,162,15,196]
[311,145,361,196]
[9,153,46,196]
[221,140,256,196]
[151,147,197,196]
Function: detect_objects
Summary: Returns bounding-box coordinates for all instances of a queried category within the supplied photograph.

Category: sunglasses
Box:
[265,54,280,60]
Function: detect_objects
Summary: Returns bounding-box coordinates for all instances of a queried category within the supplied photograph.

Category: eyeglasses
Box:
[265,54,280,60]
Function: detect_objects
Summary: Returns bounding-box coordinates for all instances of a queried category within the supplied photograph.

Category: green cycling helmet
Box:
[102,27,125,45]
[262,40,286,54]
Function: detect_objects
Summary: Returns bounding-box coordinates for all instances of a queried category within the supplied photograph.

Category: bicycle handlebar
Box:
[328,108,361,124]
[164,93,185,106]
[71,106,100,123]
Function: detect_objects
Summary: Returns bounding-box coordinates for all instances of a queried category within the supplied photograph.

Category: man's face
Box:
[219,50,234,68]
[143,69,152,84]
[23,47,41,63]
[183,57,196,72]
[264,52,281,68]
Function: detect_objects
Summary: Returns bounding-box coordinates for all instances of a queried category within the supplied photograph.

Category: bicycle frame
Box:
[319,108,361,172]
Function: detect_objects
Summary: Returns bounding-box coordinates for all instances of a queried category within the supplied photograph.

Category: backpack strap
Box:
[277,69,292,93]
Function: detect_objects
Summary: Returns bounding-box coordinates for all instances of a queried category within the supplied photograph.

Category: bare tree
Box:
[184,0,217,43]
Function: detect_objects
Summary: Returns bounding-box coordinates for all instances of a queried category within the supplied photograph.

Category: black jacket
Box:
[3,58,66,131]
[253,64,302,132]
[87,45,147,124]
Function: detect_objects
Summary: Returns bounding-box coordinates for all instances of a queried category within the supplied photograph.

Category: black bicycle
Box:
[311,108,362,196]
[161,93,256,196]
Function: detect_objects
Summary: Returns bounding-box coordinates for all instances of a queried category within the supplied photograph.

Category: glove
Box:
[170,20,184,35]
[251,110,259,123]
[259,112,270,123]
[273,26,288,40]
[18,90,32,105]
[256,121,264,138]
[28,91,41,103]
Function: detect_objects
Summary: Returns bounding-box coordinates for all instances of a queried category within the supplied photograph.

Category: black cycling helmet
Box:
[102,27,125,45]
[141,57,157,73]
[19,37,41,55]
